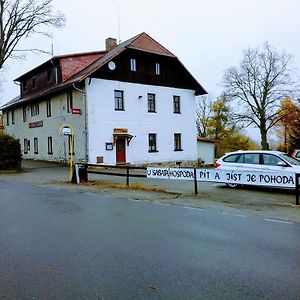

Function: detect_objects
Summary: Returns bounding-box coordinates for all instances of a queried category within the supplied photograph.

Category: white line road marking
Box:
[221,212,246,217]
[183,206,204,211]
[85,192,97,196]
[264,219,294,225]
[128,199,141,202]
[155,203,171,206]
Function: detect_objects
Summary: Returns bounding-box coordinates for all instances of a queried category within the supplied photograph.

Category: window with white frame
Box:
[6,111,9,126]
[173,96,181,113]
[148,133,157,152]
[23,107,27,122]
[34,138,38,154]
[24,139,29,154]
[67,90,73,113]
[114,90,124,111]
[130,58,136,71]
[147,93,156,112]
[46,99,52,117]
[11,109,15,124]
[48,137,53,155]
[31,103,39,116]
[174,133,182,151]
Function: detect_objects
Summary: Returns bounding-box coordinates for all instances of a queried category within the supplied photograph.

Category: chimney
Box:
[105,37,117,51]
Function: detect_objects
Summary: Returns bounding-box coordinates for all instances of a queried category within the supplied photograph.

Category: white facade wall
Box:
[197,141,216,165]
[87,79,198,164]
[3,90,87,162]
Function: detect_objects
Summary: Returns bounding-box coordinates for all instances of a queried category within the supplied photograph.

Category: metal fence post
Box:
[194,168,198,195]
[126,167,129,186]
[296,173,300,205]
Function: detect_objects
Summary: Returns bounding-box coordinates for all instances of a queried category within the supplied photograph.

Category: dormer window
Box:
[22,81,27,92]
[130,58,136,72]
[155,63,160,75]
[47,69,52,82]
[32,77,37,89]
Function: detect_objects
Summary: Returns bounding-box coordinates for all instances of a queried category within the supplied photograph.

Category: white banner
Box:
[147,167,296,188]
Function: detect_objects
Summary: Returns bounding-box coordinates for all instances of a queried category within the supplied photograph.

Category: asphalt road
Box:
[1,180,300,299]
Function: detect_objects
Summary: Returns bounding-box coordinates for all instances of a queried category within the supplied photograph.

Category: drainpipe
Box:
[73,82,89,163]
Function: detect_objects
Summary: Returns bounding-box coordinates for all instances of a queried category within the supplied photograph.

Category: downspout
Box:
[73,81,89,163]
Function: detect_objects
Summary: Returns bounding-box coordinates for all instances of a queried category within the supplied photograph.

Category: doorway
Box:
[116,138,126,164]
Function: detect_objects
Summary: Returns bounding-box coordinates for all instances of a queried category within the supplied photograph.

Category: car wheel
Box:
[226,183,239,188]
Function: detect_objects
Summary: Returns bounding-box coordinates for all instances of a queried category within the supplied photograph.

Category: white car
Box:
[215,150,300,188]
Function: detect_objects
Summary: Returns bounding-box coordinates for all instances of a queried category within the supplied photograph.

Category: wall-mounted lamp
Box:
[138,96,143,99]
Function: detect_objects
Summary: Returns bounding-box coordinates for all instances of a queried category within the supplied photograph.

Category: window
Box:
[23,107,27,122]
[114,90,124,111]
[6,111,9,126]
[32,77,37,89]
[155,63,160,75]
[263,154,283,166]
[174,133,182,151]
[148,133,157,152]
[67,91,73,113]
[223,154,240,163]
[48,137,53,155]
[46,99,51,117]
[11,109,15,124]
[22,81,27,92]
[147,93,156,112]
[130,58,136,71]
[47,69,52,82]
[34,138,38,154]
[24,139,29,154]
[31,103,39,116]
[173,96,181,113]
[237,153,260,164]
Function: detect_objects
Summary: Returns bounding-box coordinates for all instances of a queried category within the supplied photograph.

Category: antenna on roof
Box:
[117,1,121,43]
[51,32,54,57]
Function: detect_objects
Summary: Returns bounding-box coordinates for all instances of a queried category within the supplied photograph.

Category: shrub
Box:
[0,133,21,170]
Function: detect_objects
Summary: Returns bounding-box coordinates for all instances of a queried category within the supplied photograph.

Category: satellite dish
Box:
[108,61,116,70]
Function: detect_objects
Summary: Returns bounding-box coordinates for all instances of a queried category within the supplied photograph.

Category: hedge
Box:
[0,133,22,170]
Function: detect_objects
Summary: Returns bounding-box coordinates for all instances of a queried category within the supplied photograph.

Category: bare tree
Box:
[0,0,65,69]
[223,42,295,149]
[196,95,213,137]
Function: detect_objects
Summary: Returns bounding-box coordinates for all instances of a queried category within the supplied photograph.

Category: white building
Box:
[1,33,207,165]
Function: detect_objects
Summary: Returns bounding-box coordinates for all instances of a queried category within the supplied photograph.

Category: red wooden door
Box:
[116,138,126,164]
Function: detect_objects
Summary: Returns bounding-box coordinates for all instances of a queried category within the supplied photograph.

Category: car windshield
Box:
[280,153,300,165]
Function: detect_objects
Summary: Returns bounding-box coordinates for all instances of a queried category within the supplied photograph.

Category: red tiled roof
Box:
[60,52,106,82]
[126,32,175,57]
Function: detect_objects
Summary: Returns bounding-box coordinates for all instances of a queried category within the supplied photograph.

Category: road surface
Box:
[0,180,300,299]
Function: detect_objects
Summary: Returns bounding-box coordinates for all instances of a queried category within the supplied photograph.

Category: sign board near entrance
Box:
[114,128,128,133]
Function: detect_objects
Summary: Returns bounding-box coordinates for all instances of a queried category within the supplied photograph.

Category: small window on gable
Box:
[155,63,160,75]
[130,58,136,72]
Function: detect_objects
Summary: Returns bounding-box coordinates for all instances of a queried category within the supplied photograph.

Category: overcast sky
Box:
[1,0,299,112]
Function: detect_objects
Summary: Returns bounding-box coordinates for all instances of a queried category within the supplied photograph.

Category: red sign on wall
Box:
[29,121,43,128]
[71,108,81,115]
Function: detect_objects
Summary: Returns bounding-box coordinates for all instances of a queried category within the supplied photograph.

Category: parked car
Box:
[291,149,300,161]
[215,150,300,188]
